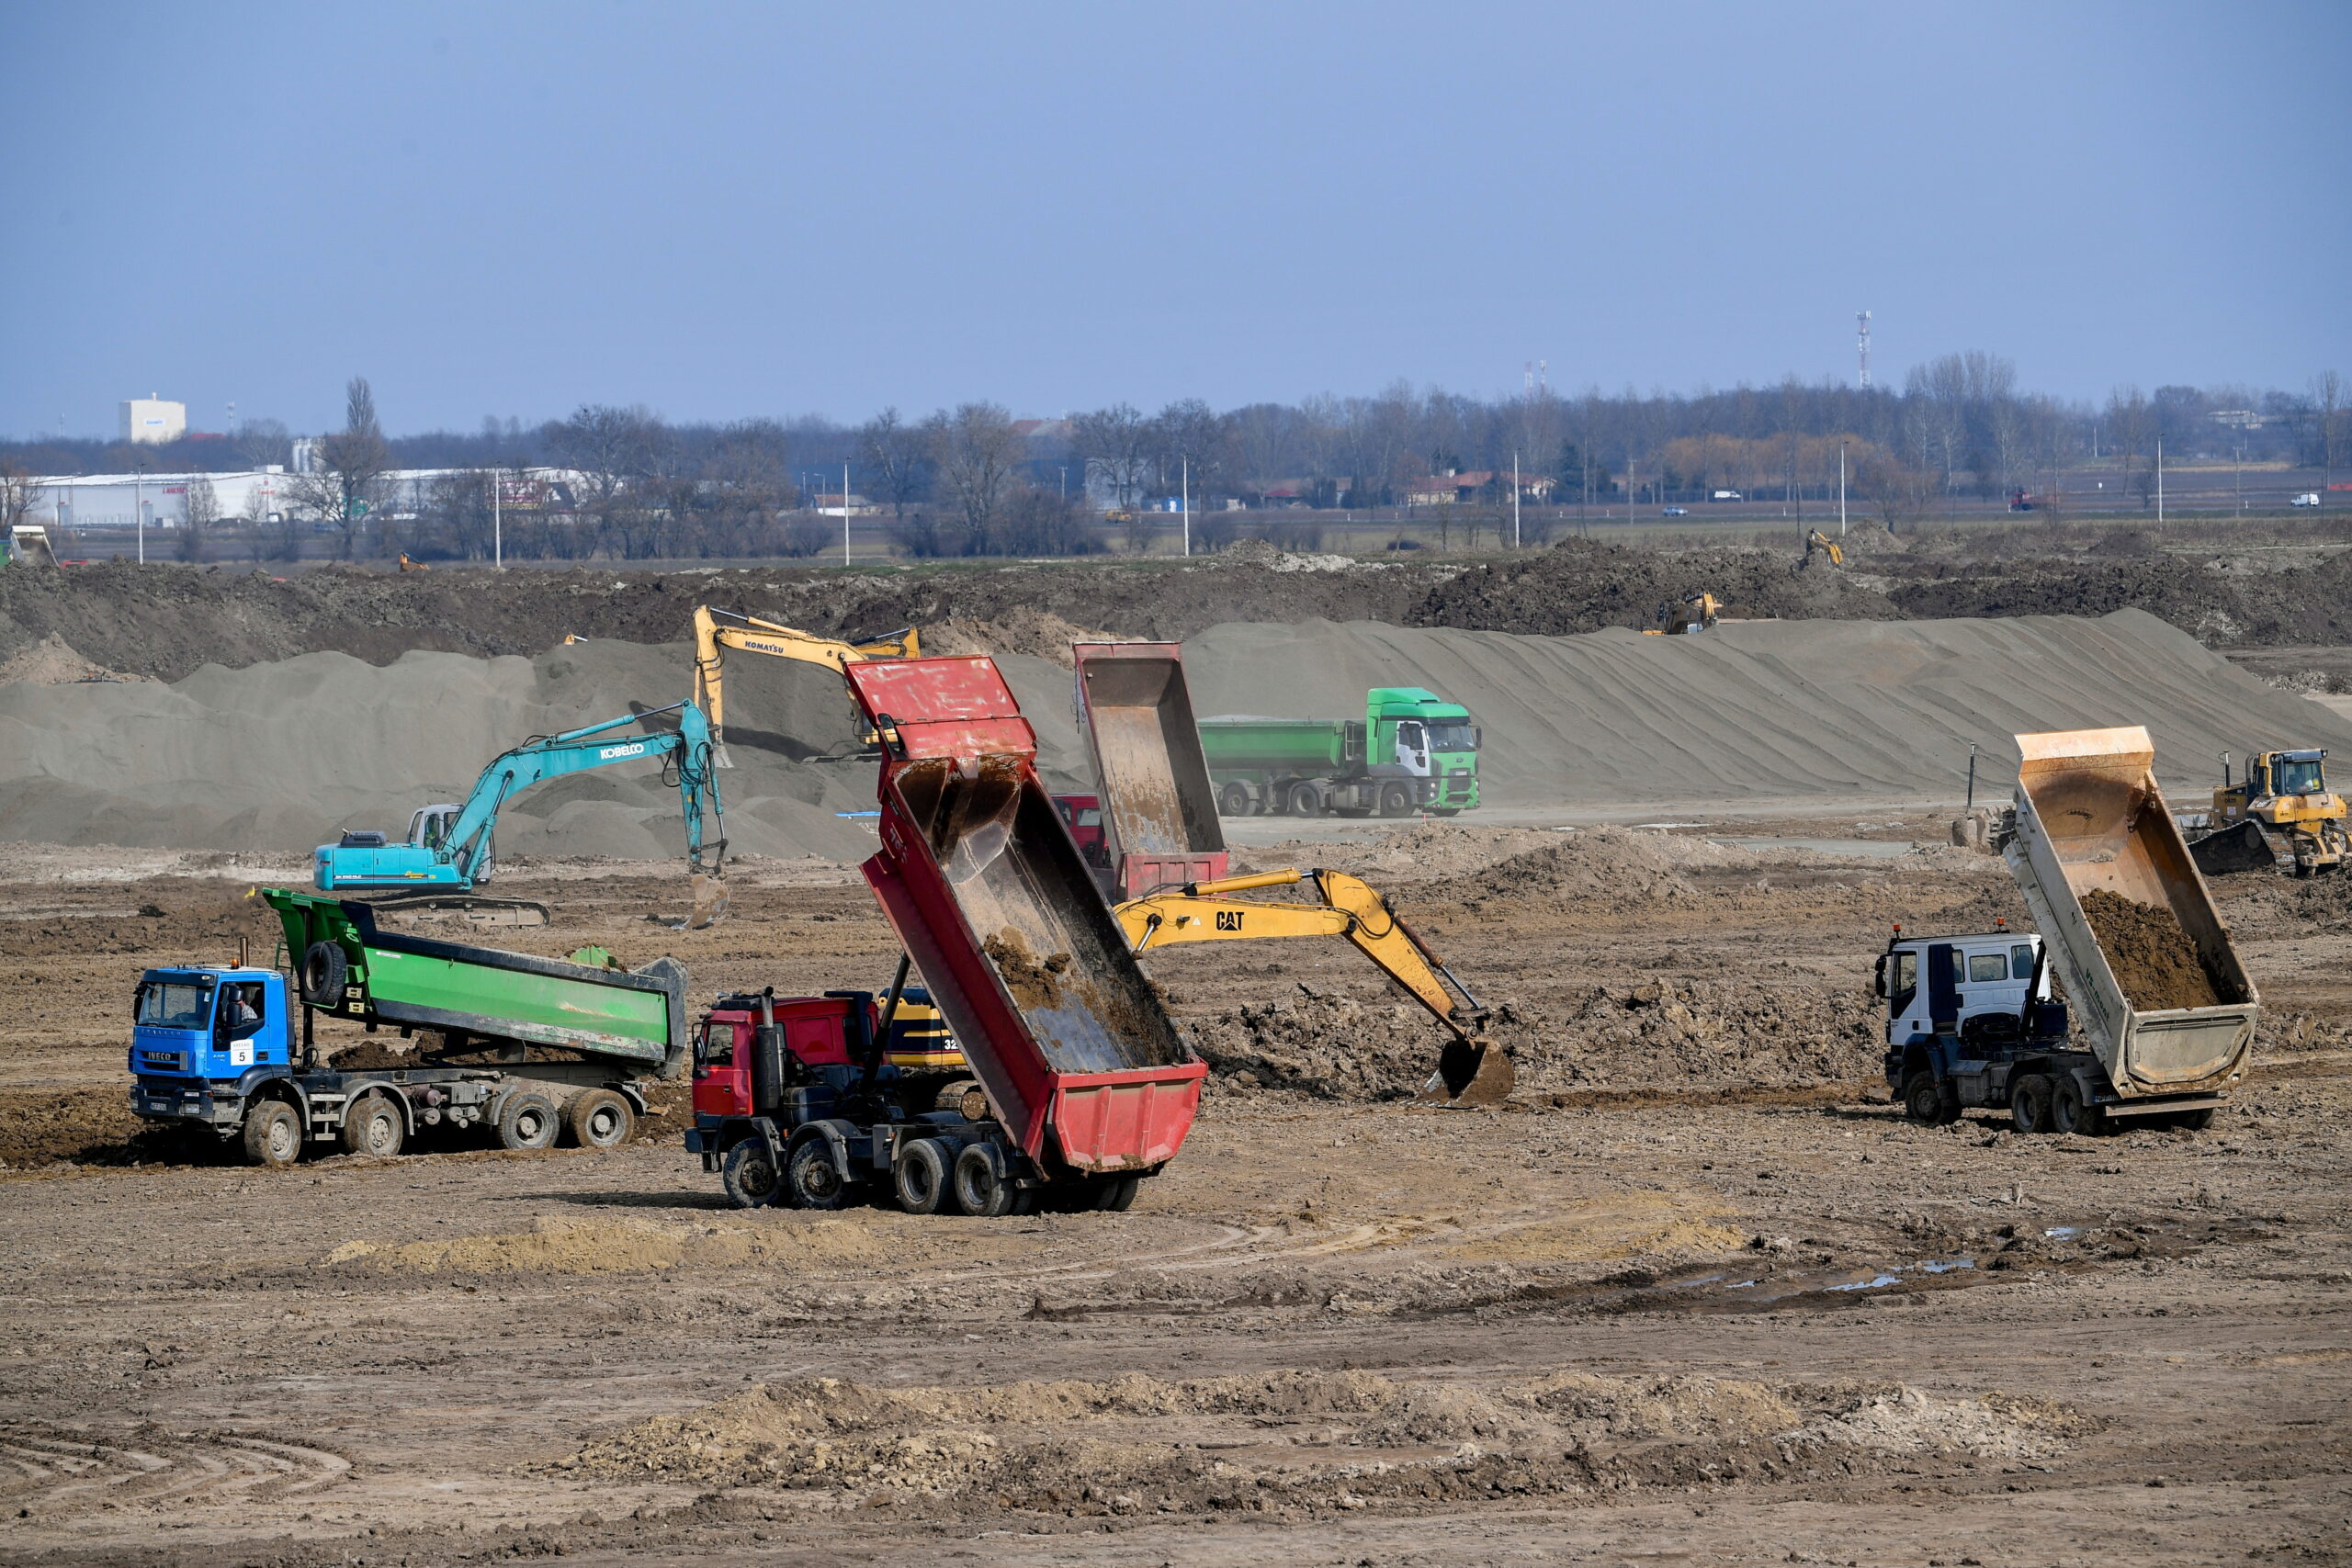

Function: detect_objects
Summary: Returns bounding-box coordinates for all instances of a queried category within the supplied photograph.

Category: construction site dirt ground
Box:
[4,819,2349,1566]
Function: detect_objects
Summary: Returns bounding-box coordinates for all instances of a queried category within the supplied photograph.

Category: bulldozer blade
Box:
[2189,819,2275,877]
[689,873,731,930]
[1417,1037,1514,1106]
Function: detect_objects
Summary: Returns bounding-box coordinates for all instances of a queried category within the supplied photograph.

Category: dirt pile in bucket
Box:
[562,1365,2087,1514]
[985,929,1074,1010]
[2080,889,2222,1009]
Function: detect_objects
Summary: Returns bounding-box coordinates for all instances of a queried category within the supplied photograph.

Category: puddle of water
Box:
[1916,1258,1976,1274]
[1826,1272,1903,1293]
[2044,1225,2080,1238]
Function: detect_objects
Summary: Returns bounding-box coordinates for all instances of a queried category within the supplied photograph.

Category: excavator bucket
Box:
[688,871,731,929]
[1418,1037,1515,1106]
[2188,818,2275,876]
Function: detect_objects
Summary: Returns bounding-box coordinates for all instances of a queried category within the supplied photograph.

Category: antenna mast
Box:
[1856,310,1872,389]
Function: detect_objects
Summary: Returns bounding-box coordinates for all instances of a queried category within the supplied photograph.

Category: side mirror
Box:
[1871,955,1887,999]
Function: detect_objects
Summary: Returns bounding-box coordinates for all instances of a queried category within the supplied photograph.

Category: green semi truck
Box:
[1197,686,1480,818]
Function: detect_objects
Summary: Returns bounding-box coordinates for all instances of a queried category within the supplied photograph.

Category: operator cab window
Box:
[216,983,266,1041]
[1888,952,1917,1015]
[1074,807,1101,828]
[2275,757,2324,795]
[695,1021,735,1067]
[2011,944,2037,979]
[137,979,214,1030]
[1967,952,2008,984]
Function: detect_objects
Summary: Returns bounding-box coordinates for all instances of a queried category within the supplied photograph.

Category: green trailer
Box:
[1198,686,1481,818]
[122,889,692,1167]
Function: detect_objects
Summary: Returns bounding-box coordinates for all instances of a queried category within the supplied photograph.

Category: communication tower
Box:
[1857,311,1872,389]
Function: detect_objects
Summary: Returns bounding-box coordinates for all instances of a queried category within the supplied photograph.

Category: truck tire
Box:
[1091,1174,1141,1212]
[1378,783,1414,818]
[2009,1075,2054,1134]
[894,1137,952,1214]
[1285,782,1322,818]
[1216,782,1253,818]
[2050,1078,2106,1136]
[787,1135,854,1210]
[243,1100,303,1168]
[721,1137,781,1208]
[1901,1072,1945,1126]
[340,1094,404,1159]
[953,1142,1032,1217]
[565,1089,634,1149]
[300,942,347,1008]
[496,1091,560,1151]
[2169,1107,2216,1131]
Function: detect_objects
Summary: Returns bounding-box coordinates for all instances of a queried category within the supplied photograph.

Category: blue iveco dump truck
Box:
[129,889,689,1166]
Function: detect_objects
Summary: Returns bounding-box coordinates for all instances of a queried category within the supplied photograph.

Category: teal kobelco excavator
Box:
[311,702,728,926]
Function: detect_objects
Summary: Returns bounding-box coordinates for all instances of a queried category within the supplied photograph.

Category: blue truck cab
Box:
[130,966,294,1135]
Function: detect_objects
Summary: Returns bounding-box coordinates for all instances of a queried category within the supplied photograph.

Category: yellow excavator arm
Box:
[690,605,922,766]
[1114,867,1512,1103]
[1804,530,1844,567]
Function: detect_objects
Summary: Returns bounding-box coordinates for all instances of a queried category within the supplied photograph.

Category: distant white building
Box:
[119,397,187,445]
[28,467,585,531]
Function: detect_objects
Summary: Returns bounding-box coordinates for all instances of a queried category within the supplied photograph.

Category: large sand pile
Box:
[1181,608,2352,807]
[0,637,1091,858]
[6,607,2341,855]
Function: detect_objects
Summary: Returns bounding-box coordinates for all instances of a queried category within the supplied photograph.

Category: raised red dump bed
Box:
[1070,640,1229,900]
[846,656,1206,1176]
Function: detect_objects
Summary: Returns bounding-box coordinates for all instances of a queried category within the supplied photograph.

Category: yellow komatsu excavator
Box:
[1113,866,1513,1104]
[690,605,922,766]
[1801,529,1844,570]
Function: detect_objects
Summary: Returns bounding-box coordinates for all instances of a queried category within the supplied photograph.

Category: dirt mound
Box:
[1408,538,1905,636]
[1884,548,2352,648]
[1187,976,1881,1101]
[2081,890,2222,1009]
[565,1365,2081,1512]
[0,633,150,686]
[1430,828,1758,909]
[919,605,1116,668]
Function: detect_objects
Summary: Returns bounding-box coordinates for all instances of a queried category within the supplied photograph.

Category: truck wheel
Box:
[1285,782,1322,818]
[2050,1078,2106,1136]
[894,1137,952,1214]
[1901,1072,1944,1126]
[2009,1075,2054,1134]
[566,1089,634,1149]
[953,1142,1032,1217]
[1091,1174,1142,1212]
[243,1100,302,1168]
[300,942,347,1008]
[1216,782,1253,818]
[340,1094,404,1159]
[721,1138,781,1208]
[1378,783,1414,818]
[2168,1108,2216,1131]
[787,1136,854,1210]
[496,1092,560,1151]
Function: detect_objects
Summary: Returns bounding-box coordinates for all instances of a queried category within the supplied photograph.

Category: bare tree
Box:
[858,407,927,519]
[178,475,219,562]
[0,460,39,535]
[2107,387,2153,510]
[316,377,391,558]
[1070,402,1152,511]
[232,417,292,471]
[926,402,1023,552]
[2315,370,2346,502]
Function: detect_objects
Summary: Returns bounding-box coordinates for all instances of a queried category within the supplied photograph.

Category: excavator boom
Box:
[691,605,921,766]
[1113,867,1512,1104]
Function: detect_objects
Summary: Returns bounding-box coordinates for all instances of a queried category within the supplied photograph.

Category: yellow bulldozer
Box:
[690,605,922,766]
[2195,749,2347,877]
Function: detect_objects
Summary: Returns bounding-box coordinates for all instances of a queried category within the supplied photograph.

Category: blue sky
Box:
[4,1,2346,436]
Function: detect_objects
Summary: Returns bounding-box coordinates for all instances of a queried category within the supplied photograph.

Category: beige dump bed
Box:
[2005,726,2256,1099]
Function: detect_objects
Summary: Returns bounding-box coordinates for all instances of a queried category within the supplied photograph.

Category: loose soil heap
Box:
[565,1365,2086,1512]
[2080,889,2222,1010]
[1409,538,1905,636]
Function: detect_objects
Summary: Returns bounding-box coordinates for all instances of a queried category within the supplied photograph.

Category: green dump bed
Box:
[1195,716,1361,773]
[260,888,690,1078]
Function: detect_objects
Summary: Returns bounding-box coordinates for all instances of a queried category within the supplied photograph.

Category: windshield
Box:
[1424,722,1478,752]
[137,979,215,1030]
[2273,758,2326,795]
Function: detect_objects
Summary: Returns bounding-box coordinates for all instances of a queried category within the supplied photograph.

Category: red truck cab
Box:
[691,993,869,1122]
[1053,795,1112,871]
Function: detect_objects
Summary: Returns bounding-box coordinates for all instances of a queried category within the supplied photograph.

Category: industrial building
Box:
[119,397,187,445]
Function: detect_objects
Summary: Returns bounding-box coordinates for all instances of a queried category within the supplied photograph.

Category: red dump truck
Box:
[686,655,1206,1214]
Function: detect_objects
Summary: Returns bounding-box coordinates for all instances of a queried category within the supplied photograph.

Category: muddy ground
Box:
[3,819,2348,1566]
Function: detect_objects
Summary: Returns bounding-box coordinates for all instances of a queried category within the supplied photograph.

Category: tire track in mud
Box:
[0,1424,350,1521]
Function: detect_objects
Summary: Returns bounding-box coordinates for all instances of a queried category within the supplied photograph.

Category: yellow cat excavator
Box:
[1801,529,1845,570]
[1113,866,1513,1104]
[690,605,922,766]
